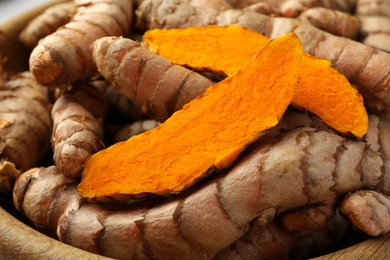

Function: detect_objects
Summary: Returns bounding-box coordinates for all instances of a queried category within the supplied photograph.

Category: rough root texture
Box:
[91,36,214,122]
[19,2,76,49]
[29,0,133,87]
[340,190,390,236]
[13,126,389,259]
[51,85,107,179]
[0,72,52,192]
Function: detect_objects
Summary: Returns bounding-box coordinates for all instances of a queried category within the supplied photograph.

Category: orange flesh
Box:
[144,25,270,76]
[144,25,368,138]
[78,33,302,199]
[295,56,368,137]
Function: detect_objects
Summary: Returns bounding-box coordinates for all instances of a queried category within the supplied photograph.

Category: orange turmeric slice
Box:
[144,25,368,138]
[78,33,303,199]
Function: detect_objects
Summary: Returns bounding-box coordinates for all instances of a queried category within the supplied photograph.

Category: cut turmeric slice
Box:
[144,25,368,138]
[78,33,303,199]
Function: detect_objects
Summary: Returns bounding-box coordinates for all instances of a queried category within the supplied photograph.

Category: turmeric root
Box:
[356,0,390,18]
[0,161,21,194]
[13,127,389,259]
[144,25,368,138]
[0,72,52,192]
[29,0,133,87]
[225,0,356,13]
[183,0,233,9]
[279,202,337,234]
[277,0,356,18]
[51,85,107,179]
[242,2,281,16]
[340,190,390,236]
[299,7,360,39]
[79,33,302,200]
[91,37,214,122]
[215,220,296,259]
[216,210,349,260]
[136,0,390,120]
[19,2,76,49]
[358,16,390,53]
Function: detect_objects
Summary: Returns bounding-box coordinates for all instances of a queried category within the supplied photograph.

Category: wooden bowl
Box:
[0,1,389,259]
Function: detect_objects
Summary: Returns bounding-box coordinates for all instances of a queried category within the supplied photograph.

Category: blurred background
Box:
[0,0,49,24]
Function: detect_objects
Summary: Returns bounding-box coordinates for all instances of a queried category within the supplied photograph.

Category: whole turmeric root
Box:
[136,0,390,119]
[29,0,133,87]
[13,127,390,259]
[357,15,390,53]
[356,0,390,18]
[19,2,76,49]
[0,72,52,193]
[225,0,356,14]
[51,85,107,179]
[91,36,214,122]
[277,0,357,18]
[299,7,360,39]
[340,190,390,236]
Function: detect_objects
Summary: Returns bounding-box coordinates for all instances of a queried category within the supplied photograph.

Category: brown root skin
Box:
[51,85,107,179]
[279,202,337,234]
[0,70,52,193]
[19,2,76,49]
[14,127,389,259]
[243,2,282,16]
[0,72,52,172]
[225,0,356,13]
[91,36,214,122]
[215,220,296,260]
[340,190,390,236]
[299,7,360,39]
[358,16,390,53]
[183,0,233,9]
[356,0,390,18]
[29,0,133,88]
[365,115,390,193]
[278,0,356,18]
[0,160,21,193]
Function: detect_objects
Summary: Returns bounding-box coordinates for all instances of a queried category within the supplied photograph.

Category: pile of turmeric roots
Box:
[1,0,390,259]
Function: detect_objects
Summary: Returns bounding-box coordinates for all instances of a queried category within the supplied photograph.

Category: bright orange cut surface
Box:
[78,33,302,199]
[144,25,368,138]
